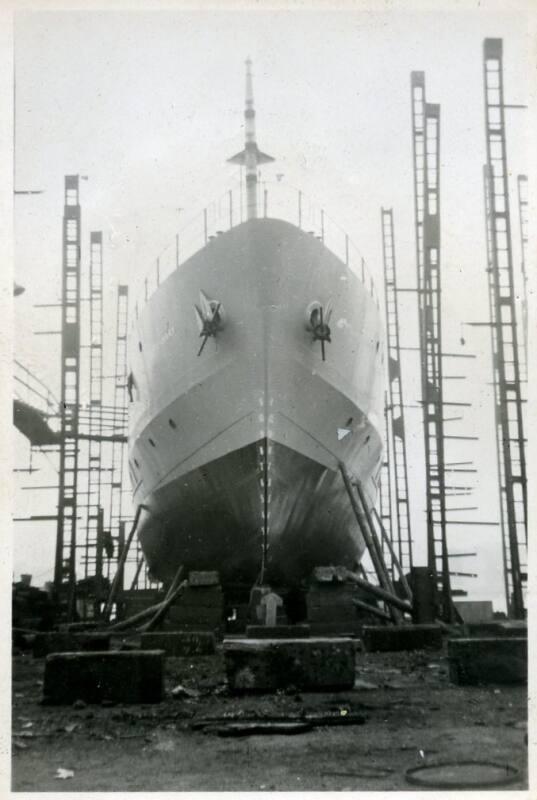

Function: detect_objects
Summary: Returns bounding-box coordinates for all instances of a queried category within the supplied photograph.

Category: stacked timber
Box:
[119,589,161,620]
[166,571,224,634]
[12,579,55,635]
[306,569,361,635]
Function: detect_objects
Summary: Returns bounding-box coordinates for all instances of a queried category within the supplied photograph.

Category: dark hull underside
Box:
[138,440,365,589]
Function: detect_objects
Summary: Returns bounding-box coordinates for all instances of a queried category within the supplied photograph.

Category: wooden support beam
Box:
[129,555,145,592]
[102,504,150,622]
[107,600,162,632]
[372,507,413,604]
[338,462,402,622]
[354,479,398,596]
[352,597,392,622]
[140,566,185,633]
[344,570,413,614]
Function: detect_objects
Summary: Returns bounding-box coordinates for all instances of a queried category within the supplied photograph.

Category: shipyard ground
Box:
[12,643,527,792]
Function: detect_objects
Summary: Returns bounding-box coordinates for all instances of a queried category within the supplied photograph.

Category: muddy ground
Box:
[12,642,528,792]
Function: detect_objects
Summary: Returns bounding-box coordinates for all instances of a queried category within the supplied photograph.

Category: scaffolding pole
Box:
[378,392,394,577]
[516,174,528,370]
[483,165,510,616]
[82,232,104,598]
[53,176,82,618]
[482,38,527,618]
[381,208,414,575]
[108,284,130,586]
[411,74,452,621]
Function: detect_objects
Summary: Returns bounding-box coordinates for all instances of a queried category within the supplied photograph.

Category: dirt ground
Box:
[12,643,528,792]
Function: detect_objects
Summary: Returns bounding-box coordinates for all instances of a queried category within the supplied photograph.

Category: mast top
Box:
[227,59,275,220]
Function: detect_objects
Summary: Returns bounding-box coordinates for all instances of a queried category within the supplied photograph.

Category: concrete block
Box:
[33,632,110,658]
[306,585,359,631]
[188,571,220,587]
[140,631,216,656]
[119,590,161,619]
[246,624,310,639]
[167,606,223,624]
[43,650,164,704]
[58,622,100,632]
[464,622,506,637]
[406,567,437,624]
[169,588,223,626]
[307,586,358,606]
[448,637,527,685]
[308,621,362,637]
[454,600,494,624]
[361,624,442,652]
[307,606,357,622]
[173,588,224,609]
[133,581,224,636]
[162,621,224,637]
[224,637,355,692]
[451,621,528,639]
[497,621,527,637]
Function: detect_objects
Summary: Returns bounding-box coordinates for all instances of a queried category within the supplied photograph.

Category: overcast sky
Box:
[12,3,534,610]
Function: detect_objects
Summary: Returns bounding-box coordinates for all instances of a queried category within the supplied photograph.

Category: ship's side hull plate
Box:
[129,218,385,587]
[139,439,363,587]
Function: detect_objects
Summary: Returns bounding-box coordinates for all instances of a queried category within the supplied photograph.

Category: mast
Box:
[244,58,258,220]
[228,58,275,220]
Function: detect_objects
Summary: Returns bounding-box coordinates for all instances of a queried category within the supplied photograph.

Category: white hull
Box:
[128,219,384,586]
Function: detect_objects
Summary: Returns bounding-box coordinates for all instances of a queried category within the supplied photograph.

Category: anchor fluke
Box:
[194,291,225,356]
[305,300,333,361]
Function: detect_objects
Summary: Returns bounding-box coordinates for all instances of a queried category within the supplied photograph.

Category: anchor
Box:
[306,300,333,361]
[194,290,225,356]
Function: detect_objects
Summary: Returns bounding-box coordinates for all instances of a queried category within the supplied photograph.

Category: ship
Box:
[127,60,385,602]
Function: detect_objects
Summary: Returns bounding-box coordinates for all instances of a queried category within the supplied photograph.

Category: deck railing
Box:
[133,180,380,317]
